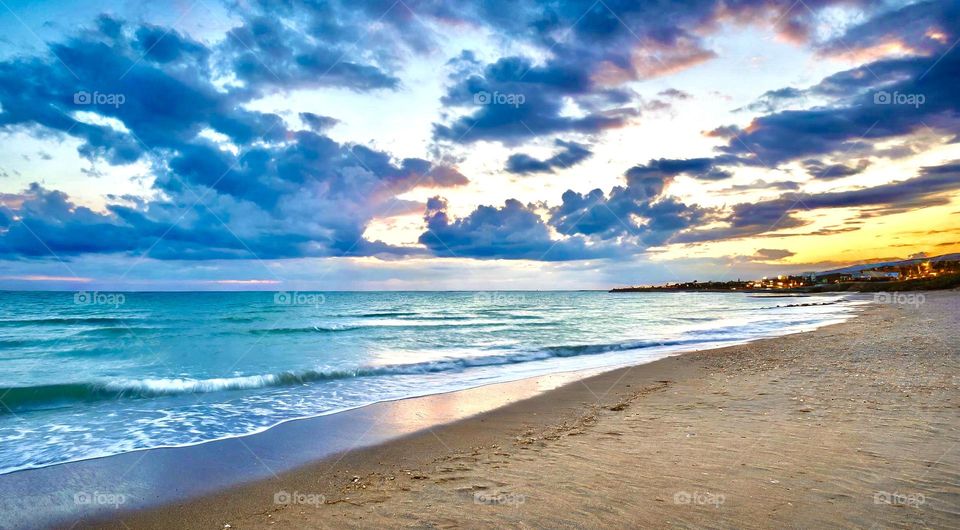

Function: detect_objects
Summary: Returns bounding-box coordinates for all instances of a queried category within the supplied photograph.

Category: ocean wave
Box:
[315,312,486,321]
[249,324,363,334]
[0,337,698,413]
[249,320,508,335]
[0,316,140,326]
[358,313,543,322]
[0,338,56,348]
[0,306,853,414]
[71,327,160,337]
[0,373,350,413]
[221,315,265,323]
[0,339,33,347]
[352,311,419,318]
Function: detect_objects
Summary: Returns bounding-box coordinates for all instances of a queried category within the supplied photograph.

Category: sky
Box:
[0,0,958,290]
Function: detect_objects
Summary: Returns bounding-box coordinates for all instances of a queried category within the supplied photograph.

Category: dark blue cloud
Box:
[299,112,339,132]
[504,154,552,174]
[1,0,957,267]
[0,172,444,261]
[434,56,636,145]
[0,185,139,257]
[0,27,236,159]
[421,159,709,260]
[224,16,399,93]
[816,0,954,58]
[803,161,960,211]
[431,0,878,145]
[0,16,465,261]
[134,25,209,64]
[547,167,707,246]
[715,2,960,166]
[802,159,871,180]
[448,0,862,80]
[505,140,593,174]
[737,86,804,113]
[95,14,124,40]
[419,197,614,260]
[677,160,960,243]
[627,157,739,181]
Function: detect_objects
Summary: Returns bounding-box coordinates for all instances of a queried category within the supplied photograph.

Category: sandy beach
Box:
[76,292,959,529]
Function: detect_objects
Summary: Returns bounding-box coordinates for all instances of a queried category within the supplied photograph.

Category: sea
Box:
[0,290,863,475]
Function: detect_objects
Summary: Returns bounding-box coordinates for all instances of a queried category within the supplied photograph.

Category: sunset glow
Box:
[0,0,958,289]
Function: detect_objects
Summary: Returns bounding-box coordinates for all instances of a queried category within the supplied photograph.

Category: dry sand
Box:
[88,292,959,529]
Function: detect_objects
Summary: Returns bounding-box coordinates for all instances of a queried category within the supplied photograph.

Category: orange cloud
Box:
[592,38,717,85]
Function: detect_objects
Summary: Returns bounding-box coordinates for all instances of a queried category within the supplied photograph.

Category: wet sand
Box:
[84,292,959,529]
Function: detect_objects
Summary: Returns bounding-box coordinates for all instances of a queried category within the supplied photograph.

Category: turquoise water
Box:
[0,291,860,474]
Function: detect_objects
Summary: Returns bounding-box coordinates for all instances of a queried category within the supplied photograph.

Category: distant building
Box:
[813,253,959,284]
[855,270,901,281]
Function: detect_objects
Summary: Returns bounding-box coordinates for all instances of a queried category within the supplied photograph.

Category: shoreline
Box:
[1,313,856,529]
[6,292,957,528]
[0,323,815,478]
[0,294,860,477]
[0,366,601,477]
[102,291,956,529]
[0,365,605,529]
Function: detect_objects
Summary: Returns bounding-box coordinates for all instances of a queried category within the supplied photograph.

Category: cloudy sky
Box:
[0,0,958,290]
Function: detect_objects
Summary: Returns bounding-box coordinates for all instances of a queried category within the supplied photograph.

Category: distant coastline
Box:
[611,272,960,293]
[611,253,960,293]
